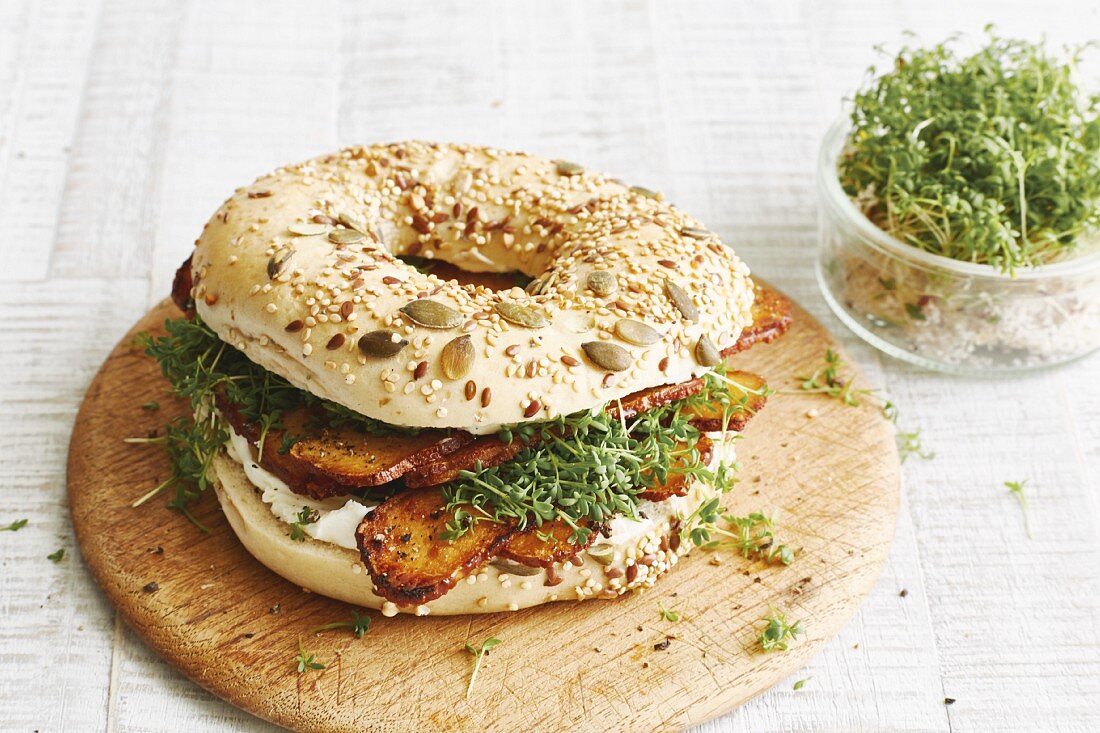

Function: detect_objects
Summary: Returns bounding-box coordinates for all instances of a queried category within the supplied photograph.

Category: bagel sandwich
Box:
[147,142,792,616]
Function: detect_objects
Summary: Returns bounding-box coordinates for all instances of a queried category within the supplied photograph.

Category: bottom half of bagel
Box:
[212,425,735,616]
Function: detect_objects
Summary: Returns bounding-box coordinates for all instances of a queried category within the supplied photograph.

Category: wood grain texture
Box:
[2,0,1099,731]
[67,292,898,733]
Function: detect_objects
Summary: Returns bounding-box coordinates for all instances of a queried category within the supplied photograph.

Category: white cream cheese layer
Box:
[224,426,373,550]
[224,421,737,555]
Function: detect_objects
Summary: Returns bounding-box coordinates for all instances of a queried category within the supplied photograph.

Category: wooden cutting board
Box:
[68,289,899,732]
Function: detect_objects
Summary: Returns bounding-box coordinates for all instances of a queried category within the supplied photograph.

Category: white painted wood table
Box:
[1,1,1097,731]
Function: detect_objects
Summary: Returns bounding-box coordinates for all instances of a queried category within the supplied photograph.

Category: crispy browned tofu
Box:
[638,434,714,501]
[218,397,472,500]
[682,370,768,432]
[724,281,792,356]
[356,488,515,605]
[606,378,705,420]
[402,435,523,489]
[171,254,195,315]
[498,518,594,567]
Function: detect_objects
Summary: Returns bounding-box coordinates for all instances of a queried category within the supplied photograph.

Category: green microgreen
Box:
[310,610,371,638]
[758,609,803,652]
[841,29,1100,272]
[796,352,934,464]
[797,349,874,406]
[1,518,28,532]
[680,507,794,565]
[295,638,326,674]
[440,370,743,545]
[793,677,811,690]
[463,636,502,700]
[289,506,320,542]
[47,548,65,563]
[658,604,682,622]
[131,316,415,528]
[1004,479,1032,539]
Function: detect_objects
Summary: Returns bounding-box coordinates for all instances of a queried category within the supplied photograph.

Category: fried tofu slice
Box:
[402,435,523,489]
[217,398,472,500]
[171,254,195,315]
[402,371,766,490]
[682,370,769,432]
[498,518,595,567]
[356,488,514,605]
[606,378,705,421]
[403,377,710,489]
[724,282,793,356]
[638,434,714,501]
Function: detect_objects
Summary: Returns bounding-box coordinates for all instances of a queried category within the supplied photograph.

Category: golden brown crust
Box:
[217,398,471,500]
[171,255,195,315]
[682,370,769,432]
[402,434,521,489]
[355,487,515,605]
[498,519,595,568]
[723,283,792,356]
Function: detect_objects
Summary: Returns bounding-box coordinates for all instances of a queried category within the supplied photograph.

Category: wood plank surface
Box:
[68,292,898,733]
[0,1,1098,731]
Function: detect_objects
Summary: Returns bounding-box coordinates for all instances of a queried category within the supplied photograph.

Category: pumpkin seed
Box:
[664,280,698,322]
[288,222,331,236]
[329,228,366,245]
[489,560,542,577]
[267,248,295,279]
[586,543,615,566]
[400,299,463,329]
[495,301,549,329]
[680,226,710,239]
[614,319,662,346]
[582,341,631,372]
[695,334,721,367]
[440,335,474,379]
[629,185,661,200]
[358,330,408,358]
[337,211,364,231]
[555,160,583,176]
[586,270,617,297]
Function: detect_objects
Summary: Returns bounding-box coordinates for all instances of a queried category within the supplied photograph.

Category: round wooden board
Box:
[68,290,899,733]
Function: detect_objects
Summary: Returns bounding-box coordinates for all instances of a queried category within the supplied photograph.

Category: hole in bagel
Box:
[397,255,533,293]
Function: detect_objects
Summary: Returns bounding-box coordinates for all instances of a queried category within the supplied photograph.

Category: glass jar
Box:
[816,118,1100,375]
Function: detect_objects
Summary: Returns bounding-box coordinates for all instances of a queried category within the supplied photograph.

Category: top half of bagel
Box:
[189,142,755,431]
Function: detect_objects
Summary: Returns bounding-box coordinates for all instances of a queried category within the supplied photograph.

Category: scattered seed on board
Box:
[495,302,549,328]
[582,341,632,372]
[664,280,698,322]
[695,334,721,366]
[614,319,662,346]
[680,226,709,239]
[464,380,477,401]
[400,299,464,329]
[524,400,542,418]
[325,333,345,350]
[288,222,331,236]
[358,330,408,357]
[440,335,474,379]
[586,270,617,297]
[329,229,367,245]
